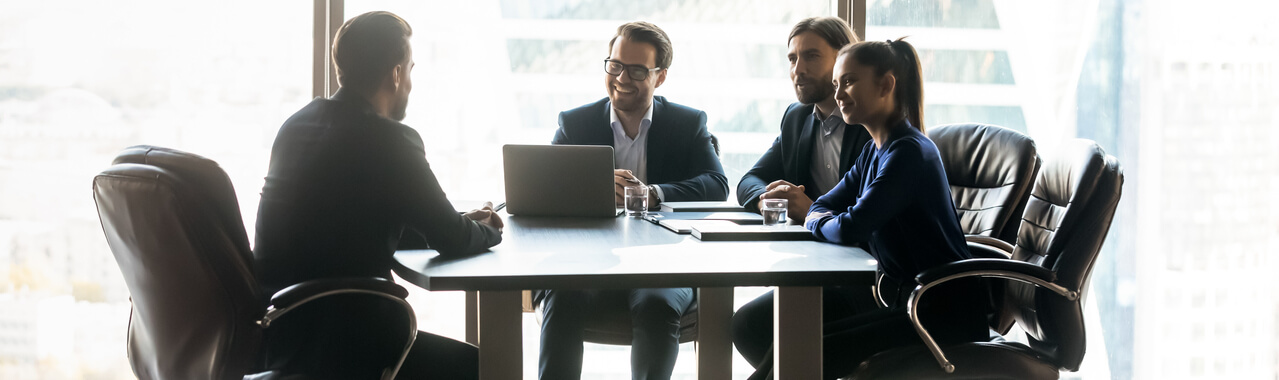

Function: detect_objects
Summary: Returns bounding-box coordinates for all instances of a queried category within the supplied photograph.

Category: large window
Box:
[3,1,1277,379]
[868,1,1279,379]
[0,1,309,377]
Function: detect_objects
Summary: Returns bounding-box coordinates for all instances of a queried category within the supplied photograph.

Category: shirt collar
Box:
[609,99,654,140]
[812,105,845,136]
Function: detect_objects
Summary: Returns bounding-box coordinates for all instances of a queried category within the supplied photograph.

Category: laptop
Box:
[503,144,622,217]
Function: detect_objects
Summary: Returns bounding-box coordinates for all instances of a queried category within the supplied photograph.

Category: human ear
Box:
[879,73,896,99]
[654,69,667,88]
[391,64,404,90]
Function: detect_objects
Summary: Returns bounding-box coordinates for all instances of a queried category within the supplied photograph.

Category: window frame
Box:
[310,1,863,95]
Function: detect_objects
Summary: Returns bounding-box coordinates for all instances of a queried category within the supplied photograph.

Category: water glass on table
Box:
[625,185,649,217]
[761,198,788,226]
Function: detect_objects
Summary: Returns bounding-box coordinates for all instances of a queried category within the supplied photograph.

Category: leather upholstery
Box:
[930,124,1040,244]
[96,145,419,380]
[846,139,1124,379]
[847,342,1059,380]
[94,146,261,380]
[1006,139,1123,371]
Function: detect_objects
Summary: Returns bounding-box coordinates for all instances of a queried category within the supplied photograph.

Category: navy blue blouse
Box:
[805,120,971,281]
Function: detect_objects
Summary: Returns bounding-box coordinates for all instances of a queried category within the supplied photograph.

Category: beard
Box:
[609,85,651,114]
[389,92,410,121]
[795,79,835,105]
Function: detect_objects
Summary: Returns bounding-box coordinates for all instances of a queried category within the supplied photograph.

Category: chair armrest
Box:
[906,258,1077,374]
[964,235,1014,253]
[967,242,1012,259]
[269,277,408,308]
[916,259,1054,286]
[260,277,416,380]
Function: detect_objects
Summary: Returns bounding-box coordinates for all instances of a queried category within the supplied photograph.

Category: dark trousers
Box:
[263,295,478,380]
[538,288,695,380]
[735,277,989,380]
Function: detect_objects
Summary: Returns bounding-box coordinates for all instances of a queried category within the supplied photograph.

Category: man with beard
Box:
[253,11,501,380]
[729,16,876,371]
[538,21,728,380]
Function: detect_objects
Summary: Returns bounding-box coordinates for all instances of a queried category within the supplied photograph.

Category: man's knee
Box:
[629,289,689,329]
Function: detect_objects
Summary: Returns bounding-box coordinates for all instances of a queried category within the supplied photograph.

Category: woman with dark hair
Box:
[746,38,989,380]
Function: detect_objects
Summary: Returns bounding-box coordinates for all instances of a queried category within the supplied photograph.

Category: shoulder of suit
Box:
[783,102,812,116]
[652,96,705,123]
[561,97,611,120]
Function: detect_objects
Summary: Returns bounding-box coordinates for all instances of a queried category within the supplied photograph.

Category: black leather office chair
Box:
[93,145,416,380]
[873,124,1040,322]
[844,139,1123,380]
[930,123,1040,248]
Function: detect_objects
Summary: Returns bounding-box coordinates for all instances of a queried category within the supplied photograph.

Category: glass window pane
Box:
[0,1,309,377]
[871,1,1279,380]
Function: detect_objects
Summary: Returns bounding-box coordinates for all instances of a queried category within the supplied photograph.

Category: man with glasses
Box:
[539,21,728,380]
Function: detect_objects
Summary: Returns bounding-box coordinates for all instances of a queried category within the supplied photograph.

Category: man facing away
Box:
[730,16,876,371]
[253,11,502,380]
[539,21,729,380]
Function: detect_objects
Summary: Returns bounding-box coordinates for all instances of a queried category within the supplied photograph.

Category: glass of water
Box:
[761,198,788,226]
[625,185,649,217]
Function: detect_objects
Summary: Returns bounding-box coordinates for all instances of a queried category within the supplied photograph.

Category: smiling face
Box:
[788,31,839,105]
[606,36,666,114]
[832,53,895,127]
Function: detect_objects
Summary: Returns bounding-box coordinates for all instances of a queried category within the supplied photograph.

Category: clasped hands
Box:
[463,201,504,231]
[757,180,815,223]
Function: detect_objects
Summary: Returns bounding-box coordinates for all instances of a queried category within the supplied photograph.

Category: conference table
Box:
[392,213,878,380]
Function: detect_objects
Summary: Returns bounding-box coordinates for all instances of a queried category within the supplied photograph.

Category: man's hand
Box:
[804,211,833,231]
[464,201,504,231]
[614,169,643,206]
[758,180,813,221]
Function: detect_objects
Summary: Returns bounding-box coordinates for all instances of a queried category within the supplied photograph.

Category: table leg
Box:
[774,286,822,380]
[465,290,479,345]
[696,287,732,380]
[477,290,522,380]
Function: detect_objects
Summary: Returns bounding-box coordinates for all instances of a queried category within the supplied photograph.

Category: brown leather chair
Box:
[844,139,1123,380]
[929,123,1040,248]
[94,145,416,380]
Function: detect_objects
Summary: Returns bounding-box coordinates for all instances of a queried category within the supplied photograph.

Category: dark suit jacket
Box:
[552,96,728,202]
[736,102,873,212]
[254,88,502,296]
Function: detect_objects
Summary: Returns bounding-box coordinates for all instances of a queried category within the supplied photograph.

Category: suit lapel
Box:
[795,106,817,183]
[645,97,666,180]
[839,123,866,173]
[590,100,616,147]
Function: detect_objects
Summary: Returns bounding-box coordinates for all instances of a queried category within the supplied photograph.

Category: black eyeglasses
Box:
[604,59,663,81]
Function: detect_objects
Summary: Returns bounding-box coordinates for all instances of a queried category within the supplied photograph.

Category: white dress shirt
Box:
[609,99,664,201]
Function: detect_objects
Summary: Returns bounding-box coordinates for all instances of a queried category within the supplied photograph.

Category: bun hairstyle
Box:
[838,37,925,133]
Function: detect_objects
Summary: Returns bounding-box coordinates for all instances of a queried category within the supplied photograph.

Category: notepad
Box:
[690,224,815,241]
[656,219,743,234]
[658,201,746,212]
[644,211,762,223]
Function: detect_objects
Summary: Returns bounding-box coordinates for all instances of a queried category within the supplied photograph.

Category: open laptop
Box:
[503,144,622,217]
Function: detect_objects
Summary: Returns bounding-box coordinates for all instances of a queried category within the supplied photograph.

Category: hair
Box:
[609,21,674,69]
[838,37,925,133]
[789,16,860,51]
[332,11,413,92]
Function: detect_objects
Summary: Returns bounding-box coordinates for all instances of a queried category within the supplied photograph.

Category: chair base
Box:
[844,342,1060,380]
